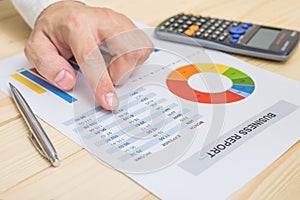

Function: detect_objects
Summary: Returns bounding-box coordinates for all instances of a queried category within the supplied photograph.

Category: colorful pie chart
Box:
[166,64,255,104]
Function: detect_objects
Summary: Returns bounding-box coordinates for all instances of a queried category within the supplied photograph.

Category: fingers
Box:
[67,28,153,110]
[105,29,154,85]
[108,49,151,85]
[68,30,119,110]
[24,31,76,90]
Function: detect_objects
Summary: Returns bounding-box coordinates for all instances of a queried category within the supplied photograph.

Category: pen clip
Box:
[28,133,47,158]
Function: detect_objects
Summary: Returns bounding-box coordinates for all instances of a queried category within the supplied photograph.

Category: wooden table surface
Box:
[0,0,299,199]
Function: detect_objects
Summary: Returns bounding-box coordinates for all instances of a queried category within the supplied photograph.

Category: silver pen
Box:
[9,83,60,167]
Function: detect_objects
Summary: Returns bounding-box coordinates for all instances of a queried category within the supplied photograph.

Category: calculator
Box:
[154,13,300,61]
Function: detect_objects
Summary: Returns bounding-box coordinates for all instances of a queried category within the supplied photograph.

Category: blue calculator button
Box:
[230,38,238,44]
[232,34,240,39]
[229,26,246,35]
[242,24,249,29]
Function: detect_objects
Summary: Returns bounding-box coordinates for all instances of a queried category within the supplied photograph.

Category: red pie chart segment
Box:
[166,64,255,104]
[166,79,200,102]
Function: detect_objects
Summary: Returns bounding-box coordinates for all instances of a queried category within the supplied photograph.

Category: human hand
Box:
[24,1,153,110]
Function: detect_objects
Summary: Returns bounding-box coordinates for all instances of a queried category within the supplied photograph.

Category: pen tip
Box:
[9,82,14,88]
[50,156,61,167]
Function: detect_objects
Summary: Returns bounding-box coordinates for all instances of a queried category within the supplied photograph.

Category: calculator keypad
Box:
[158,13,253,44]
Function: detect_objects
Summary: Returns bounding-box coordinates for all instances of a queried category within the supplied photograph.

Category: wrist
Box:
[37,1,87,26]
[12,0,87,29]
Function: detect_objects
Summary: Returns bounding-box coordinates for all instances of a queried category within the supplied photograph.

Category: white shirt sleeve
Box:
[11,0,86,29]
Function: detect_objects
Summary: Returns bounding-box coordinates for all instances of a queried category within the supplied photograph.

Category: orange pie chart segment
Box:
[176,65,199,80]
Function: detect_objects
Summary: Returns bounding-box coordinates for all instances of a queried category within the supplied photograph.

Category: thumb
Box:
[25,31,76,90]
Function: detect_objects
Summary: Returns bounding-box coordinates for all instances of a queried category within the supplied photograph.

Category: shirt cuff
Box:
[11,0,87,29]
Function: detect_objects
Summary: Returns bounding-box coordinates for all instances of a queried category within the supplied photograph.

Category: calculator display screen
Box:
[247,28,280,49]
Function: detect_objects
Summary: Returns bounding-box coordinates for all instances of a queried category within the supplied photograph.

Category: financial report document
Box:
[1,31,299,199]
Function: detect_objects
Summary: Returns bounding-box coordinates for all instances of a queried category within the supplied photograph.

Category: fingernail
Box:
[54,69,73,89]
[105,93,119,108]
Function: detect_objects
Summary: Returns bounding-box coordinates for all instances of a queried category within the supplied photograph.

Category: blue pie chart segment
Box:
[231,84,255,97]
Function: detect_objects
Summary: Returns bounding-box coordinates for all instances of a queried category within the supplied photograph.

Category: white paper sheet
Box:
[0,32,299,199]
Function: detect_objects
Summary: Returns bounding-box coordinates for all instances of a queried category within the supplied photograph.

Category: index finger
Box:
[68,30,119,110]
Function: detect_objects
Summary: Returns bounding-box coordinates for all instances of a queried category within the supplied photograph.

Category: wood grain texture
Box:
[0,0,299,199]
[228,141,300,200]
[0,0,17,20]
